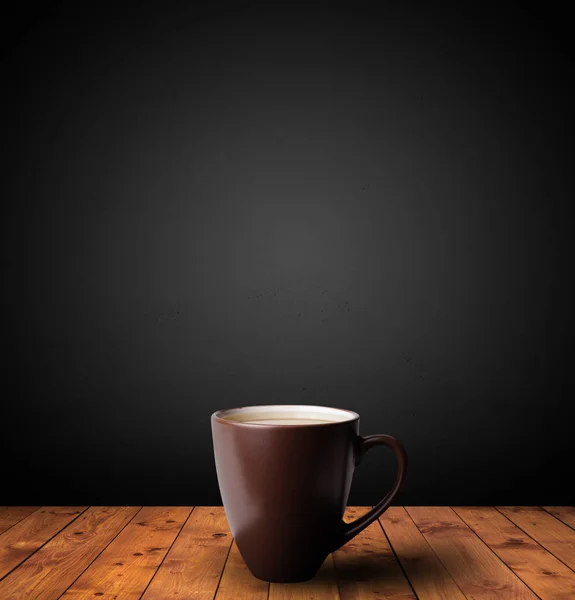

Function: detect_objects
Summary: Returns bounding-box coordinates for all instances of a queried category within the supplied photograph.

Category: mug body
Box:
[211,405,360,582]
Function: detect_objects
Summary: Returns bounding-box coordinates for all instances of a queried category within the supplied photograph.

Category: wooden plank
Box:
[0,506,87,579]
[215,540,269,600]
[0,507,41,535]
[0,506,140,599]
[407,506,539,600]
[498,506,575,571]
[543,507,575,530]
[332,506,416,600]
[455,506,575,600]
[270,555,339,600]
[380,506,466,599]
[60,506,191,599]
[141,506,233,600]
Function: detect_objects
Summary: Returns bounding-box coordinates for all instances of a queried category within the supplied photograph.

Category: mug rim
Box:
[211,404,360,427]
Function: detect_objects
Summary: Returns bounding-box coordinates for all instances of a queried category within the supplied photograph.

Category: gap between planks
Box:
[380,506,467,600]
[0,506,88,581]
[0,506,141,599]
[0,507,41,536]
[2,507,574,600]
[405,507,539,600]
[60,506,193,599]
[454,506,575,600]
[496,507,575,573]
[541,507,575,532]
[141,506,234,600]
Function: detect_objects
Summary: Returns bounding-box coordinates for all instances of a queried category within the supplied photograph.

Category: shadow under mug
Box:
[211,404,408,583]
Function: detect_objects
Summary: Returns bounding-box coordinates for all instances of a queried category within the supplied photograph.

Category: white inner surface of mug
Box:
[215,404,359,425]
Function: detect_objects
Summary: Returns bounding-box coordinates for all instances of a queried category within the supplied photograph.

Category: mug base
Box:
[248,565,321,583]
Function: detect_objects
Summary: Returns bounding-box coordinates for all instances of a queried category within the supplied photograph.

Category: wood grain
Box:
[0,506,139,600]
[455,506,575,600]
[498,506,575,571]
[141,506,232,600]
[215,540,268,600]
[542,507,575,530]
[0,506,87,580]
[333,506,416,600]
[407,506,539,600]
[2,505,572,599]
[60,506,191,599]
[0,508,41,535]
[269,555,339,600]
[380,506,466,599]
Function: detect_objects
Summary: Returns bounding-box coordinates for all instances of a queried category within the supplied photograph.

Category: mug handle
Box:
[335,434,408,550]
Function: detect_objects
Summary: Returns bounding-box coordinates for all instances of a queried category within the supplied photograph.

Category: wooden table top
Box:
[0,506,574,599]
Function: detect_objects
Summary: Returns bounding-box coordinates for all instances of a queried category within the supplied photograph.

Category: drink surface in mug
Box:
[216,405,353,425]
[240,418,334,424]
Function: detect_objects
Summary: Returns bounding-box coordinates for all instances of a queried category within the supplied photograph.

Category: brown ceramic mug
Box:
[211,404,408,583]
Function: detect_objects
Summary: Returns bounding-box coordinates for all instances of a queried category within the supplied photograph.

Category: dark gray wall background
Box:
[3,1,574,505]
